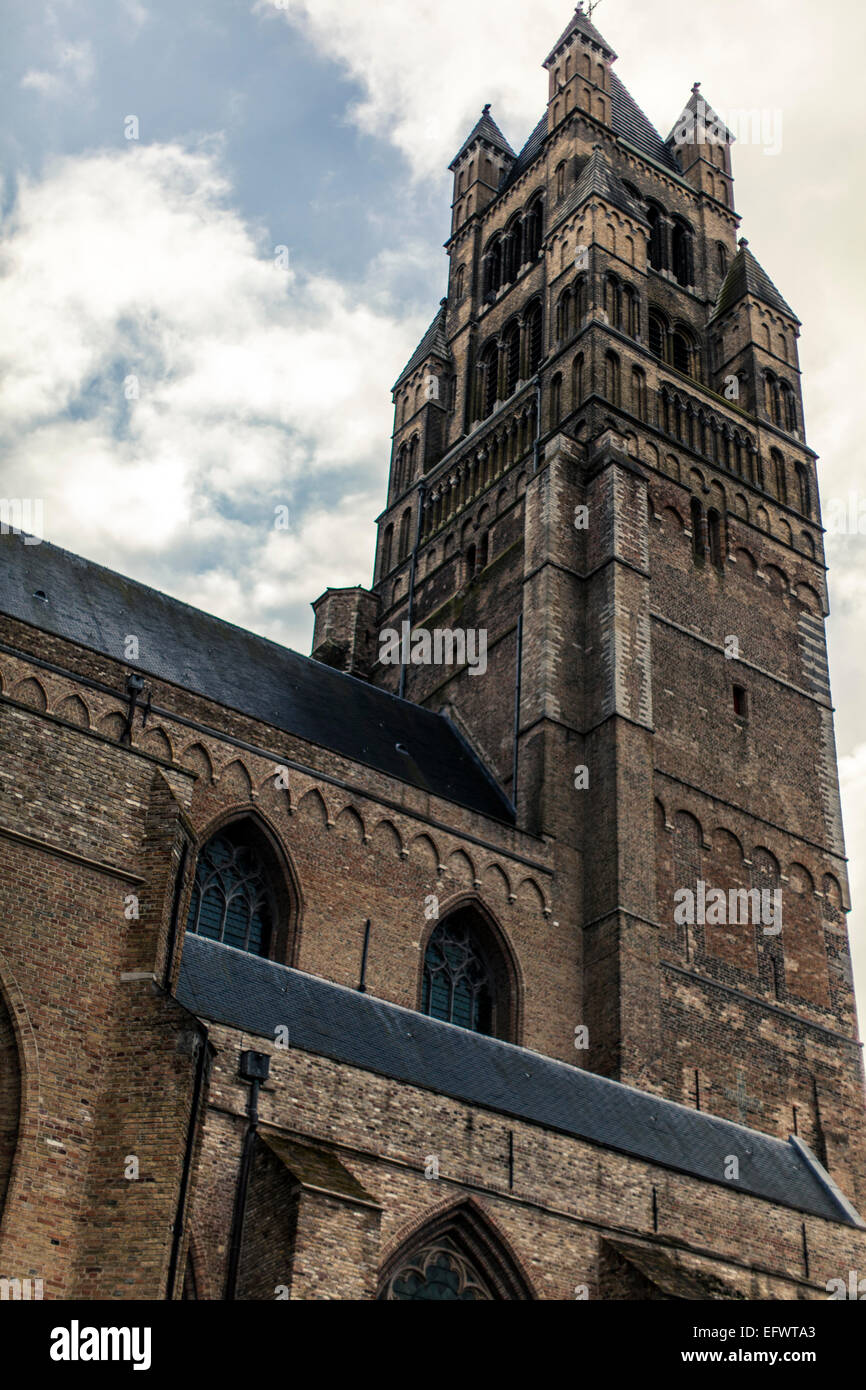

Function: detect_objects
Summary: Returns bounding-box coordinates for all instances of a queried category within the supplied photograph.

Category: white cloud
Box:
[21,38,96,99]
[0,142,426,651]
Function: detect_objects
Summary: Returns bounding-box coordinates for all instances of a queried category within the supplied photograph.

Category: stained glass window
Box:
[185,828,273,957]
[422,917,493,1034]
[382,1243,493,1301]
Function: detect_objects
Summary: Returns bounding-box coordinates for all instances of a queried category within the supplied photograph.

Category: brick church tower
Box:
[313,4,866,1205]
[2,4,865,1302]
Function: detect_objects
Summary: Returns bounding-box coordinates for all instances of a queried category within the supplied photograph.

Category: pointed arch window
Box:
[380,523,394,577]
[525,302,543,375]
[604,351,620,406]
[796,461,812,518]
[647,203,666,271]
[186,825,275,957]
[503,321,521,396]
[422,916,493,1034]
[524,195,544,261]
[398,507,412,561]
[378,1202,533,1301]
[649,311,666,360]
[421,905,516,1041]
[671,220,693,287]
[550,372,562,427]
[384,1240,494,1300]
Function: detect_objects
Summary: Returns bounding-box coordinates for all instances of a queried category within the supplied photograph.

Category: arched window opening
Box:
[525,302,543,375]
[671,221,692,287]
[647,204,666,271]
[465,543,477,583]
[484,238,503,299]
[398,507,412,561]
[381,524,394,576]
[772,449,787,505]
[503,217,523,284]
[556,289,572,342]
[764,372,781,426]
[605,274,621,330]
[421,905,514,1040]
[478,531,489,569]
[572,353,584,407]
[455,266,465,301]
[796,462,812,518]
[649,312,666,360]
[632,367,647,420]
[604,352,620,406]
[624,287,640,339]
[550,372,562,427]
[524,196,544,261]
[503,322,520,396]
[478,341,499,419]
[672,330,692,376]
[556,161,566,200]
[186,823,283,959]
[378,1203,533,1301]
[690,497,705,564]
[781,381,798,433]
[707,508,724,570]
[717,242,728,276]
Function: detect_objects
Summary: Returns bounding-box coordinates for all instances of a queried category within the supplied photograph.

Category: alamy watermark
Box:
[379,621,488,676]
[0,499,44,544]
[673,94,782,157]
[674,879,782,935]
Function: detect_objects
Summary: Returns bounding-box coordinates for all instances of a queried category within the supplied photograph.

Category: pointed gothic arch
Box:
[184,810,301,965]
[378,1199,535,1301]
[417,896,521,1043]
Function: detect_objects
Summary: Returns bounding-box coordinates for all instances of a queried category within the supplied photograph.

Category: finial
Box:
[482,103,491,116]
[692,81,701,95]
[739,237,749,249]
[440,297,447,307]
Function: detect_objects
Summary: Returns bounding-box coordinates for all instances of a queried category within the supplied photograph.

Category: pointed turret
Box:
[709,239,803,433]
[543,3,616,133]
[449,104,515,237]
[667,83,735,209]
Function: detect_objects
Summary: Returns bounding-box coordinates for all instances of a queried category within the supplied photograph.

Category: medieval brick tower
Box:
[1,5,865,1303]
[313,5,866,1206]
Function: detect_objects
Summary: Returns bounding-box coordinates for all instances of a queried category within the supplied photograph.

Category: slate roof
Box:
[0,529,514,822]
[450,105,516,170]
[392,301,451,391]
[665,86,735,148]
[544,4,617,65]
[711,241,799,324]
[177,933,863,1228]
[499,114,548,193]
[610,73,682,173]
[551,144,648,231]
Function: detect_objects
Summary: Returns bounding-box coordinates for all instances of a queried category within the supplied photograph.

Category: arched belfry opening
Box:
[184,814,299,965]
[378,1201,534,1301]
[0,982,22,1225]
[419,900,519,1042]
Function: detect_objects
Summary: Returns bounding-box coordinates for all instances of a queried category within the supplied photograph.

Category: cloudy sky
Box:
[4,0,866,1004]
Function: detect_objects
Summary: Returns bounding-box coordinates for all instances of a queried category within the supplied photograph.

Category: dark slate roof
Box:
[500,74,680,203]
[552,144,647,231]
[392,301,451,392]
[611,73,682,173]
[499,114,548,193]
[0,530,514,822]
[710,241,799,324]
[177,933,863,1228]
[544,4,617,65]
[450,104,516,170]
